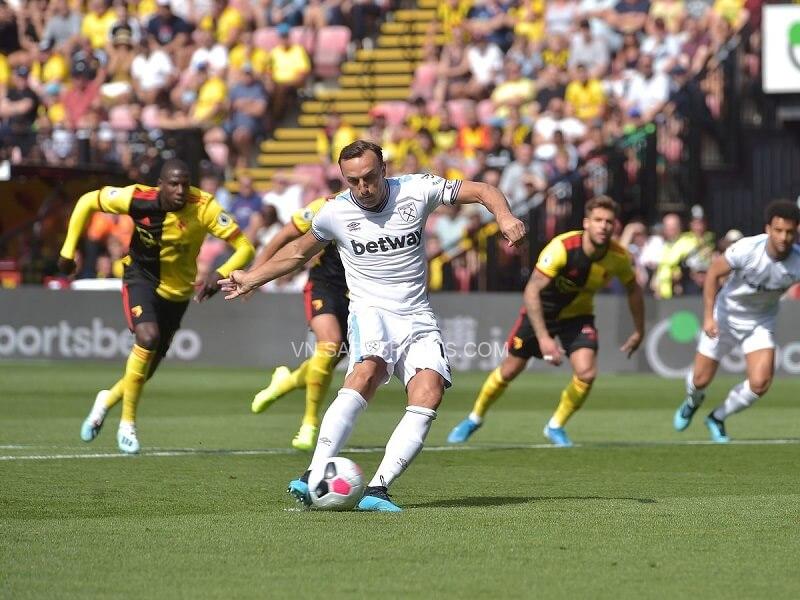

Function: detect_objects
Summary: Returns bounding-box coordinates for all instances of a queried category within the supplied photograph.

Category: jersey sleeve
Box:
[60,186,133,260]
[535,237,568,279]
[611,243,636,285]
[291,197,326,234]
[310,200,336,242]
[419,173,463,214]
[614,252,636,285]
[724,237,753,271]
[96,186,134,214]
[203,197,242,241]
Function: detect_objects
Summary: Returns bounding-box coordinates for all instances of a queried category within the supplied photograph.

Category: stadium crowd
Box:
[1,0,774,298]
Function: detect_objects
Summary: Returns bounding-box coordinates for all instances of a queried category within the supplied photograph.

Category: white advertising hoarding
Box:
[763,5,800,93]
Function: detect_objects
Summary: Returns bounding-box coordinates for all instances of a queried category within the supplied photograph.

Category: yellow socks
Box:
[550,375,592,428]
[286,359,309,391]
[303,342,340,427]
[471,367,509,421]
[120,344,155,425]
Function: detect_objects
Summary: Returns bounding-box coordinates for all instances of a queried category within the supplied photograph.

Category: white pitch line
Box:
[1,438,799,461]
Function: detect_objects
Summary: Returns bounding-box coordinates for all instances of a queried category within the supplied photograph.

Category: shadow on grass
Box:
[406,495,657,508]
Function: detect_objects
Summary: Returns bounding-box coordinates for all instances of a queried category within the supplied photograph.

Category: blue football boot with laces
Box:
[704,414,730,443]
[287,470,312,507]
[674,398,700,431]
[357,486,402,512]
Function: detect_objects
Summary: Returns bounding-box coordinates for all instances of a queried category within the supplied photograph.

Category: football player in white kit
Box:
[674,200,800,442]
[221,141,526,510]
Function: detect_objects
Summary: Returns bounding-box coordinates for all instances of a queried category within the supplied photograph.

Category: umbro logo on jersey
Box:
[347,221,361,232]
[398,203,417,222]
[350,230,422,255]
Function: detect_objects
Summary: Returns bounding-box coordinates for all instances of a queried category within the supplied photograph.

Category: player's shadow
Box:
[406,495,657,509]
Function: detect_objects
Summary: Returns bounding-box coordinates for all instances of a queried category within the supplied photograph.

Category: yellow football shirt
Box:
[61,184,254,301]
[535,230,635,320]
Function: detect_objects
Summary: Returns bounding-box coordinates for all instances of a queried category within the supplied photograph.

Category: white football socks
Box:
[308,388,367,486]
[685,369,706,407]
[468,412,483,425]
[712,380,760,421]
[89,390,109,423]
[368,406,437,489]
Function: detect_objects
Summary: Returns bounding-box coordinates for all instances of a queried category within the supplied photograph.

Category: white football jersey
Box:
[311,174,462,315]
[717,234,800,327]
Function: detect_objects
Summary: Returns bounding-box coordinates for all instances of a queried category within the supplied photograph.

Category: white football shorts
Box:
[346,307,452,388]
[696,316,775,361]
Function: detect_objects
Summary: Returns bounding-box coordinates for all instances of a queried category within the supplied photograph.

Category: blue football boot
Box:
[287,470,312,507]
[356,486,402,512]
[704,414,730,443]
[447,417,481,444]
[673,398,700,431]
[543,424,573,447]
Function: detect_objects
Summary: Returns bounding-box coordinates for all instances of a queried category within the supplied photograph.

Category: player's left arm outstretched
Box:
[453,180,527,247]
[621,278,645,358]
[221,231,329,299]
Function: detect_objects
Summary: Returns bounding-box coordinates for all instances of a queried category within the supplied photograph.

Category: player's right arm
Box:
[58,187,132,275]
[251,221,303,269]
[221,231,328,299]
[523,238,567,365]
[702,254,733,338]
[251,199,323,269]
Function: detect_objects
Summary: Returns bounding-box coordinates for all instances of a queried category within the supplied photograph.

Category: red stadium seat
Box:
[371,101,407,126]
[314,26,351,79]
[294,163,326,183]
[446,99,474,129]
[253,27,281,51]
[410,63,438,100]
[108,105,138,131]
[477,99,495,125]
[140,105,160,130]
[290,26,316,55]
[206,143,229,167]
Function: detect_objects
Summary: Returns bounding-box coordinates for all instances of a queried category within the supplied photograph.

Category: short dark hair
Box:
[338,140,384,165]
[160,158,190,178]
[765,199,800,225]
[585,195,619,217]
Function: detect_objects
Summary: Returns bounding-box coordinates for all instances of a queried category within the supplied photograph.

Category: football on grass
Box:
[310,457,365,511]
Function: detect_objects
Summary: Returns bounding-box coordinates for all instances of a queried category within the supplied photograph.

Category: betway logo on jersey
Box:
[350,229,422,255]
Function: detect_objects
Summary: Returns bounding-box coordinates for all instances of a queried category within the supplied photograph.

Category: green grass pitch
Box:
[2,361,799,599]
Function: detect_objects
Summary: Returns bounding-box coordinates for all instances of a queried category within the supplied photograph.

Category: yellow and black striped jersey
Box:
[291,197,346,291]
[61,184,253,302]
[535,230,635,320]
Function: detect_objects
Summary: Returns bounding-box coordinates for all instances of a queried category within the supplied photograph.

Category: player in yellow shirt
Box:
[448,197,645,446]
[58,159,255,454]
[250,193,349,451]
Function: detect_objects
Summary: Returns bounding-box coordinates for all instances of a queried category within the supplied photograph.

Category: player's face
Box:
[583,208,615,247]
[340,151,387,208]
[159,169,191,211]
[766,217,798,259]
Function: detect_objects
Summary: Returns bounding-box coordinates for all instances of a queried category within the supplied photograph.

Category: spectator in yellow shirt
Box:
[491,60,535,121]
[316,112,358,164]
[565,64,606,121]
[214,2,246,47]
[191,65,228,127]
[81,0,117,49]
[229,28,271,76]
[268,23,310,122]
[30,39,69,97]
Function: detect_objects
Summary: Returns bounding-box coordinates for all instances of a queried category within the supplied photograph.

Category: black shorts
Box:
[122,280,189,357]
[303,280,349,338]
[506,308,598,360]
